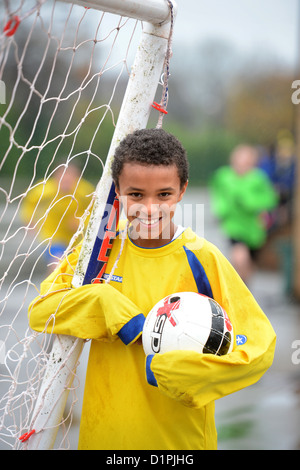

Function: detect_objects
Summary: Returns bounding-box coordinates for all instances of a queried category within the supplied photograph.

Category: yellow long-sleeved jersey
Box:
[28,227,276,450]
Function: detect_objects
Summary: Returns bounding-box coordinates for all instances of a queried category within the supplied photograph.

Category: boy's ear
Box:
[178,180,188,201]
[115,185,120,197]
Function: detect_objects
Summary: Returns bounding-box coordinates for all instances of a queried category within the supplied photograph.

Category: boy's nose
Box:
[140,200,160,217]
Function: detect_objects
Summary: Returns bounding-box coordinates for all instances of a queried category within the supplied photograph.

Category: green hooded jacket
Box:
[210,166,278,249]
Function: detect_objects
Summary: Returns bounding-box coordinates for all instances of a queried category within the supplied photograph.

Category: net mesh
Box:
[0,0,143,449]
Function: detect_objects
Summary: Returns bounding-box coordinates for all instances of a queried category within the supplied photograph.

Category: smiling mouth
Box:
[138,218,160,226]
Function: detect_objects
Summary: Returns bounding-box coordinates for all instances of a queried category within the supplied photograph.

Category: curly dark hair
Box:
[111,128,189,189]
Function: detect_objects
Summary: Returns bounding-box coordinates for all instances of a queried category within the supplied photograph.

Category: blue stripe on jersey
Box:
[117,313,145,345]
[145,355,158,387]
[183,246,214,298]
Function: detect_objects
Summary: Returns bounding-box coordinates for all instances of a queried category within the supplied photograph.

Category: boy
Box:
[28,128,276,450]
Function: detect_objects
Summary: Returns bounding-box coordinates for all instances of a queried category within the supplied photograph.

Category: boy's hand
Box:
[135,335,143,345]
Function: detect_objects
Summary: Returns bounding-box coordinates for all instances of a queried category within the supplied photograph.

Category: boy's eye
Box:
[129,192,142,198]
[159,192,171,197]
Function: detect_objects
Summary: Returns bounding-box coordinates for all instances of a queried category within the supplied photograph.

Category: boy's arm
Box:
[29,247,145,345]
[145,242,276,407]
[146,326,275,408]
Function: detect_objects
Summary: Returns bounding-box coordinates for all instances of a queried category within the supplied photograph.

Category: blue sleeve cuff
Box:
[117,313,145,345]
[146,355,158,387]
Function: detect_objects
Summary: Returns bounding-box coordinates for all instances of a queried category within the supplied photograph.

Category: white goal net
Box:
[0,0,173,449]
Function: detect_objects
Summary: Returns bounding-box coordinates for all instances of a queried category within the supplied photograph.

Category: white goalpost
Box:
[0,0,176,450]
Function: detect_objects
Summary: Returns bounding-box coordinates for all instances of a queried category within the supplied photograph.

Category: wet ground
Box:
[1,188,300,450]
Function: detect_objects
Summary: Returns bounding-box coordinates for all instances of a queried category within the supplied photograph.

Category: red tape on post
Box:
[4,16,20,37]
[151,102,168,114]
[19,429,36,442]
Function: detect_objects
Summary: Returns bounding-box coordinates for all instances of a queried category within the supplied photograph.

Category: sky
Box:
[172,0,299,70]
[53,1,299,75]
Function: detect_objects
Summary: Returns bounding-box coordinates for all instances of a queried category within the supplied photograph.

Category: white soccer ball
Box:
[142,292,234,356]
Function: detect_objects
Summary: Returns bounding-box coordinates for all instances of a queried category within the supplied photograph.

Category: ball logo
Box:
[223,309,233,332]
[151,314,167,353]
[156,296,181,326]
[150,296,181,353]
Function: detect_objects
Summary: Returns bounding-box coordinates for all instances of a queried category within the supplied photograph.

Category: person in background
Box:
[21,162,94,270]
[210,144,278,285]
[259,131,296,229]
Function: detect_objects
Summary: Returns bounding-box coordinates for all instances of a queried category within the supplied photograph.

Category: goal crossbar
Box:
[60,0,175,24]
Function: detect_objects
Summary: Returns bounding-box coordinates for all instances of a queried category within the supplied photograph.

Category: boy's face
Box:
[115,162,188,248]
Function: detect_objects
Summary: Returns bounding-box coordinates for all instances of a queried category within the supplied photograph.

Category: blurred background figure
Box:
[259,130,296,230]
[210,144,278,285]
[21,162,95,270]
